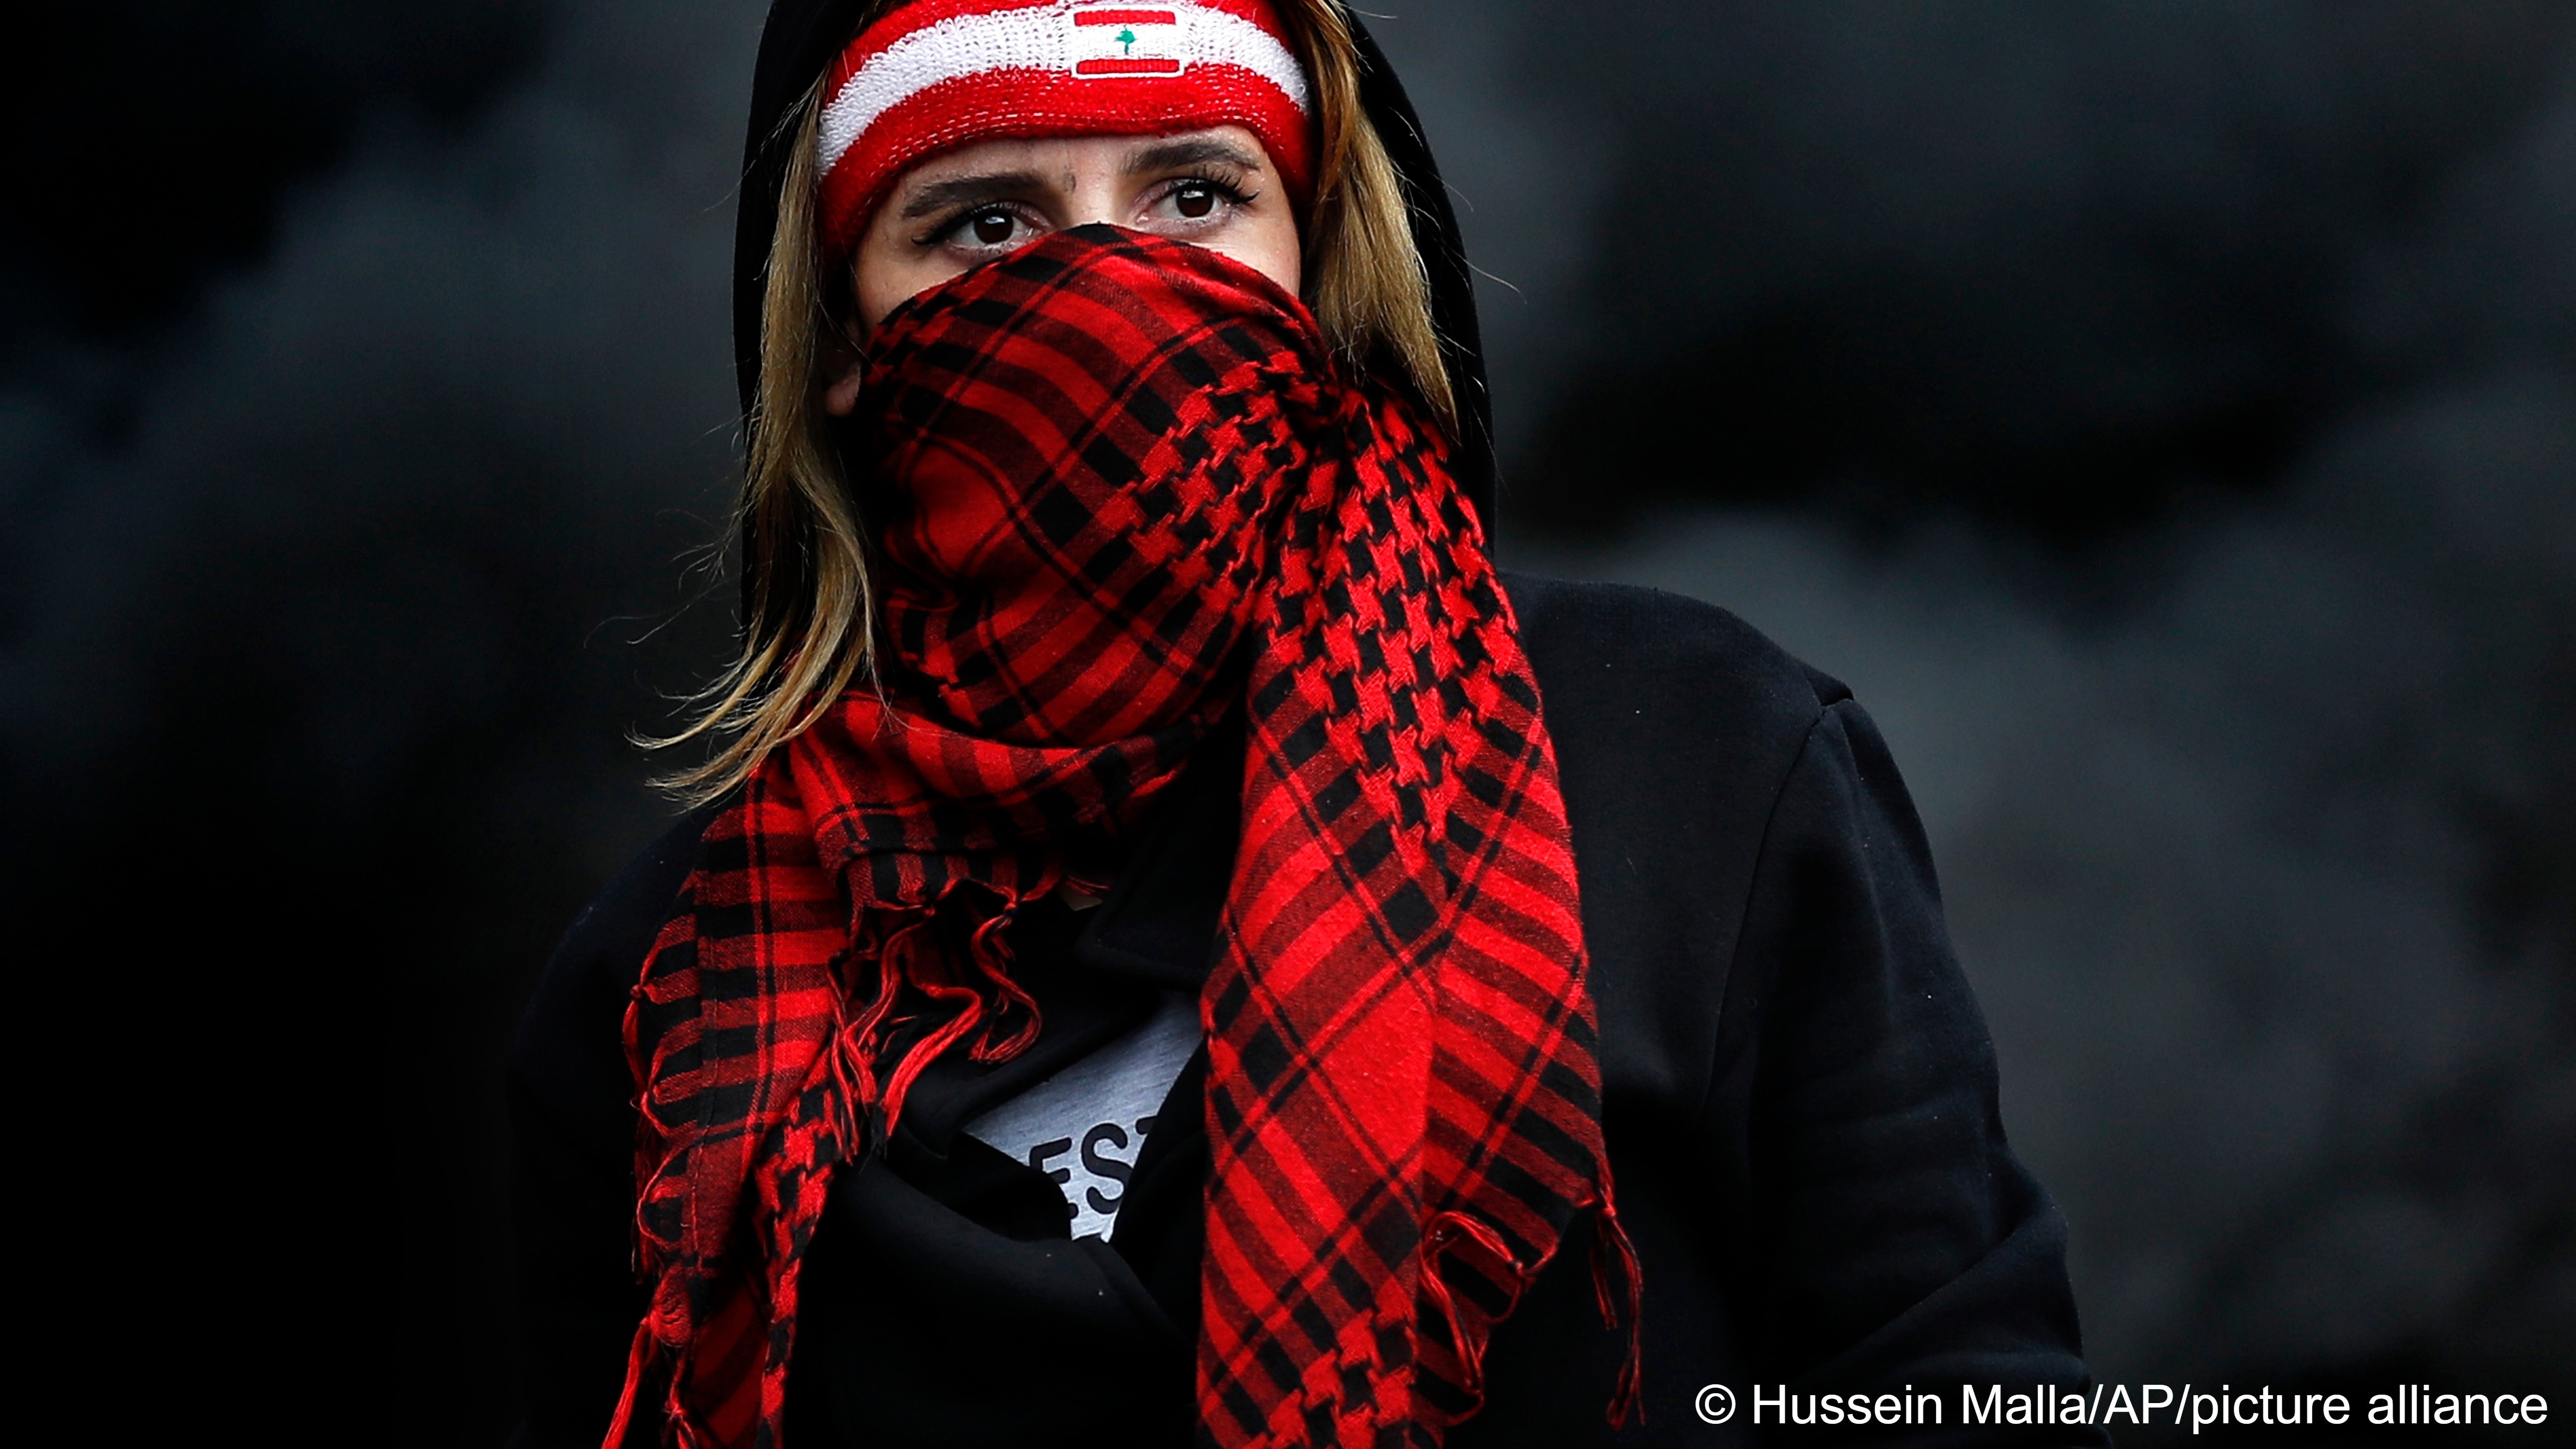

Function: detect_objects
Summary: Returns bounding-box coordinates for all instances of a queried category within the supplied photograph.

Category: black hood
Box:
[731,0,1499,528]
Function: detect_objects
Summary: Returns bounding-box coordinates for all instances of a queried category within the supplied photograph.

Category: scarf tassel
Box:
[965,907,1042,1062]
[599,1316,654,1449]
[1589,1192,1645,1428]
[835,894,1044,1146]
[600,1302,718,1449]
[1421,1197,1642,1429]
[1418,1210,1525,1408]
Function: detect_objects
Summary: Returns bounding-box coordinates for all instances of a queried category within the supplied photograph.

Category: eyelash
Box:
[1159,171,1257,210]
[918,171,1259,247]
[920,203,1026,247]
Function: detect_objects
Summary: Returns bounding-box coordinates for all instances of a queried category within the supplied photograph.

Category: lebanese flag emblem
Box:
[1066,6,1189,77]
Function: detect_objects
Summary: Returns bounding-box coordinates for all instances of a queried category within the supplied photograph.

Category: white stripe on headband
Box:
[818,2,1312,176]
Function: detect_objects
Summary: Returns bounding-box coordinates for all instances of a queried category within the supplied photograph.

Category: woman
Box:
[510,1,2103,1445]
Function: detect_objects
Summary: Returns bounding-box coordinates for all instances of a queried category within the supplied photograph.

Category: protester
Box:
[509,2,2101,1443]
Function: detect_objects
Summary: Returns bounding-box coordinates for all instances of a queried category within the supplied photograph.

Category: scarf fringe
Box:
[1589,1192,1645,1428]
[880,893,1026,1133]
[600,1310,717,1449]
[1420,1193,1642,1430]
[835,890,1042,1146]
[600,1317,654,1449]
[1419,1209,1525,1406]
[965,908,1041,1062]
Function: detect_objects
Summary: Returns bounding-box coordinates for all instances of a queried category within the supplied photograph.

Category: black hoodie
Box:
[508,4,2103,1445]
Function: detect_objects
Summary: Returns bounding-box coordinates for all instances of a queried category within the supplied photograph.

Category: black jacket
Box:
[510,575,2101,1447]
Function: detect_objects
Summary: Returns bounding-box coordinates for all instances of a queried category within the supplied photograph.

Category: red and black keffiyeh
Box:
[609,228,1635,1449]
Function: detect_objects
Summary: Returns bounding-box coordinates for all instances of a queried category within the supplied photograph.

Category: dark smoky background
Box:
[4,1,2567,1444]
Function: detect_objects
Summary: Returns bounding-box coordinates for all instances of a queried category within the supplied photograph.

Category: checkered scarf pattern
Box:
[607,228,1636,1449]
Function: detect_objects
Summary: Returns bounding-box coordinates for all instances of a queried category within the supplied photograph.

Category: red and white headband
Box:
[814,0,1316,259]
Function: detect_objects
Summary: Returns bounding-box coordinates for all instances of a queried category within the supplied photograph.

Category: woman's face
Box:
[824,124,1303,416]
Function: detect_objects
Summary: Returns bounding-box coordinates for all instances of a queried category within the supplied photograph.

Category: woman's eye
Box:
[1151,179,1243,225]
[929,205,1034,253]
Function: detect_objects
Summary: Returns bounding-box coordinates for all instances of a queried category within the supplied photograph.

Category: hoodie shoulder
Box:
[1497,571,1842,1111]
[1500,571,1846,751]
[509,802,724,1149]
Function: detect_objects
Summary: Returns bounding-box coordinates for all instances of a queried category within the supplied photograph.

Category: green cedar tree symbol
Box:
[1117,27,1137,54]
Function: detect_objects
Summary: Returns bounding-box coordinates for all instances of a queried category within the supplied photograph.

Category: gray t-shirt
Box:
[962,991,1201,1239]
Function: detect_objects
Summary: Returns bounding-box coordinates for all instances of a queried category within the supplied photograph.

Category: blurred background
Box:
[4,2,2568,1444]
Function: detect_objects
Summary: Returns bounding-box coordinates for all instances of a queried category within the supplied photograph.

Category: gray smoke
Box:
[1373,0,2576,1405]
[1387,0,2576,462]
[6,0,760,861]
[2,2,767,1438]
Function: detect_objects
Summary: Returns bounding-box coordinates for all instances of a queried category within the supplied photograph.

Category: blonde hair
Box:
[650,0,1453,801]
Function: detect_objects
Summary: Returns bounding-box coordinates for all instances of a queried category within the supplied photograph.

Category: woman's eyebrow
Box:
[1125,138,1261,175]
[898,170,1048,219]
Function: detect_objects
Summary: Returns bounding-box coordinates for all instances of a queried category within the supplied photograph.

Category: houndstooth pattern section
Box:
[611,228,1631,1449]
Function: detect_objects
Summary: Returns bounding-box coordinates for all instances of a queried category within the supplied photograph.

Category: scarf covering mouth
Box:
[611,227,1636,1449]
